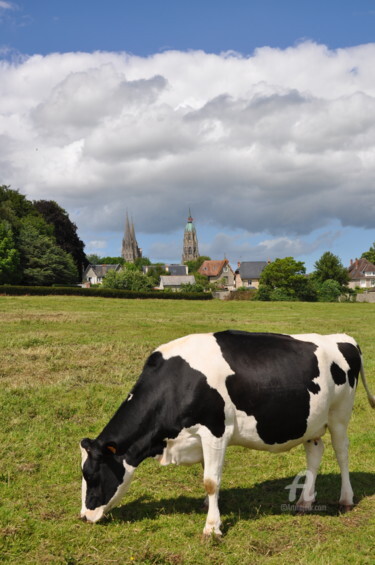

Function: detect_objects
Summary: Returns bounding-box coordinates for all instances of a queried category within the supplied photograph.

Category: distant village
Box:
[82,211,375,295]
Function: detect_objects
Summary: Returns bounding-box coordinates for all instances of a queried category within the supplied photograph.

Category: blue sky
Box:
[1,0,375,271]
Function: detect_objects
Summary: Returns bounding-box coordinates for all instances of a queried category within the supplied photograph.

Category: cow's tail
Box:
[360,362,375,408]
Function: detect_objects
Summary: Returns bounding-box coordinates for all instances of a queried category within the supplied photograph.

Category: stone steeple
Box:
[121,212,142,262]
[182,209,199,263]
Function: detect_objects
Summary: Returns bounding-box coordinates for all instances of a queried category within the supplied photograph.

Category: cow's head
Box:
[80,438,135,522]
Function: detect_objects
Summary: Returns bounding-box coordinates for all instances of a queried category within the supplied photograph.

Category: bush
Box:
[316,279,342,302]
[0,285,213,300]
[226,288,257,300]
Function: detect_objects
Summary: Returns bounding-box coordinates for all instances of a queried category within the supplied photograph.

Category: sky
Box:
[1,1,375,272]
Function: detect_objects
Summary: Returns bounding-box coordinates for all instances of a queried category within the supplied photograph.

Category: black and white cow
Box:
[80,331,374,535]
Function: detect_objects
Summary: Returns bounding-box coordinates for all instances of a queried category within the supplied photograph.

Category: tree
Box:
[96,256,125,265]
[102,268,154,291]
[33,200,87,274]
[258,257,317,301]
[0,185,38,228]
[184,256,211,273]
[313,252,349,287]
[316,279,342,302]
[180,282,205,293]
[18,222,78,286]
[361,242,375,265]
[0,220,21,284]
[86,254,102,264]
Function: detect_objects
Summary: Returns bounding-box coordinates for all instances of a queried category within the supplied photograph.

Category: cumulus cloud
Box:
[1,42,375,262]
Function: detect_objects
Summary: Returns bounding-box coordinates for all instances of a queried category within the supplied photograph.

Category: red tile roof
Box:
[198,259,229,277]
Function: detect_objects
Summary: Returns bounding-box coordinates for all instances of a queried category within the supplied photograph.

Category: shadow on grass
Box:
[109,471,375,532]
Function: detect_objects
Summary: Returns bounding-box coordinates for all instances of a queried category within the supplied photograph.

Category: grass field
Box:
[0,296,374,564]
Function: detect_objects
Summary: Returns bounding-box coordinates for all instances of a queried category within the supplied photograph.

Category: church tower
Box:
[121,213,142,262]
[182,210,199,263]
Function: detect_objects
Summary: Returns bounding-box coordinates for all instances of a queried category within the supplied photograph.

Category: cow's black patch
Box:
[98,352,225,467]
[331,362,346,385]
[214,331,319,445]
[337,342,361,388]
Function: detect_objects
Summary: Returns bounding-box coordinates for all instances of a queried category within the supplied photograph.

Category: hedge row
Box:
[0,285,213,300]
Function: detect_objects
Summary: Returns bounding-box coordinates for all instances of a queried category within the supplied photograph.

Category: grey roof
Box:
[160,275,195,287]
[167,264,188,276]
[238,261,268,280]
[84,264,121,278]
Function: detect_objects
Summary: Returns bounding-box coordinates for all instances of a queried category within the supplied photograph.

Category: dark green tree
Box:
[312,251,349,287]
[258,257,317,301]
[18,222,78,286]
[33,200,87,274]
[0,220,21,284]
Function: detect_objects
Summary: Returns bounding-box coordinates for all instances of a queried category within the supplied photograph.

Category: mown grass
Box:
[0,296,374,564]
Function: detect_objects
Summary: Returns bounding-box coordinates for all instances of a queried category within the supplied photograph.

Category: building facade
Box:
[121,213,142,262]
[182,210,199,263]
[198,259,235,290]
[348,258,375,289]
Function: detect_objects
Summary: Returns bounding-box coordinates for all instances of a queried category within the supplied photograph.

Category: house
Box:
[198,259,235,289]
[348,258,375,290]
[235,261,268,289]
[158,275,196,291]
[82,264,121,286]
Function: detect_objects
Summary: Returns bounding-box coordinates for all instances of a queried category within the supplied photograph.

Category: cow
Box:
[80,331,374,536]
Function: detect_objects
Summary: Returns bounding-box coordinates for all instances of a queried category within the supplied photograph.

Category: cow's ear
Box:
[81,438,93,453]
[104,442,117,455]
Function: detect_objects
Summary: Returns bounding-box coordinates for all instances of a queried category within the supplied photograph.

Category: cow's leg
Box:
[200,434,227,537]
[296,438,324,511]
[328,421,354,510]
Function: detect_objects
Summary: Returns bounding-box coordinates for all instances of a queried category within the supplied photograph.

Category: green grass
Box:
[0,296,374,564]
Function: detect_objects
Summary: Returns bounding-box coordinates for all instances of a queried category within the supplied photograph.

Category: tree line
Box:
[0,185,87,285]
[1,184,375,300]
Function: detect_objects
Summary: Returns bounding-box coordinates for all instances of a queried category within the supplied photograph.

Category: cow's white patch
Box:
[84,505,106,523]
[157,427,203,466]
[80,444,89,517]
[295,334,357,438]
[157,333,234,405]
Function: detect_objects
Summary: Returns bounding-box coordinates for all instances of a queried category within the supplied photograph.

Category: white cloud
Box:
[1,42,375,260]
[0,2,16,10]
[86,240,107,252]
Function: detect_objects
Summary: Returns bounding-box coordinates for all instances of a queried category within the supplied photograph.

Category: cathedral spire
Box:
[182,210,199,263]
[121,212,142,262]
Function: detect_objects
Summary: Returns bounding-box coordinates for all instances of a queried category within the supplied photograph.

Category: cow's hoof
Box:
[202,531,223,543]
[202,526,222,539]
[339,504,354,513]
